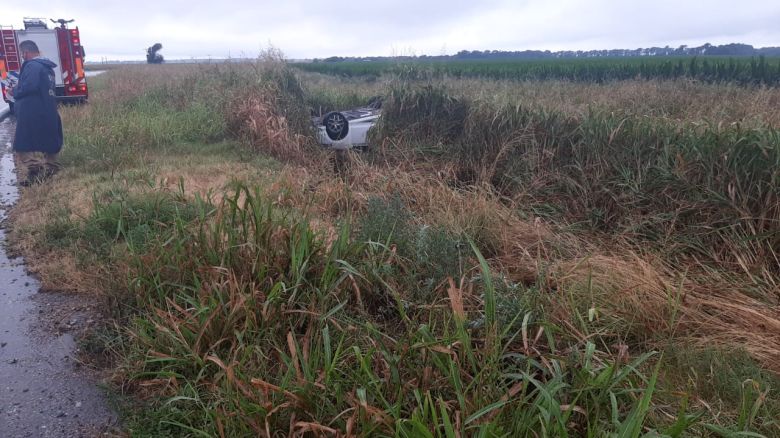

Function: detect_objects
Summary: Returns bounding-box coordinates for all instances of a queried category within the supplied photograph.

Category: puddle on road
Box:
[0,118,115,437]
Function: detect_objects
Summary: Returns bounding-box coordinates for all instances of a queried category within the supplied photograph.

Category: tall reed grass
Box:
[371,84,780,284]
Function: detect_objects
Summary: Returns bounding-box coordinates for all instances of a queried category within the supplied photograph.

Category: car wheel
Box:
[8,102,14,115]
[323,112,349,141]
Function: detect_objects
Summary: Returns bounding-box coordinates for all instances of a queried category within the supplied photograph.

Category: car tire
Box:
[8,102,14,115]
[323,111,349,141]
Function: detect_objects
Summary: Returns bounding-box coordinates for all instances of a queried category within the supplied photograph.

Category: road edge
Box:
[0,108,9,122]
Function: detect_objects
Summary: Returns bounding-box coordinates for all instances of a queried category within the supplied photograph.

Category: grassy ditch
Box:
[8,59,780,436]
[104,186,675,436]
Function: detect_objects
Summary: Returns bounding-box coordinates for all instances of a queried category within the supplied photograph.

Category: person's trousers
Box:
[14,151,61,179]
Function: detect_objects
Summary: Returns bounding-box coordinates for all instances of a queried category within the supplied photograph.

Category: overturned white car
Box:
[313,98,381,150]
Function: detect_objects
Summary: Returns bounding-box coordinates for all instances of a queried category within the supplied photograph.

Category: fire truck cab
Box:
[0,18,88,114]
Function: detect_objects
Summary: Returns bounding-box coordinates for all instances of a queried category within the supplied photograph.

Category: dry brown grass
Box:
[156,159,265,201]
[146,128,776,374]
[251,156,557,282]
[242,149,780,373]
[9,174,105,294]
[226,88,314,164]
[553,253,780,372]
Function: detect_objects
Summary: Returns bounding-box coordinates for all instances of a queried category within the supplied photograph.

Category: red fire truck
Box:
[0,18,88,114]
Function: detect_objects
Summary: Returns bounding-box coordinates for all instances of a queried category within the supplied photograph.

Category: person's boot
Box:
[40,166,61,181]
[20,166,42,187]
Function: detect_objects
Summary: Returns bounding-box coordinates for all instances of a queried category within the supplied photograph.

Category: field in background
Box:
[7,58,780,436]
[295,56,780,85]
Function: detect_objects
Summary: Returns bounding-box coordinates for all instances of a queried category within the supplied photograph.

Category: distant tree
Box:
[706,43,754,56]
[146,43,164,64]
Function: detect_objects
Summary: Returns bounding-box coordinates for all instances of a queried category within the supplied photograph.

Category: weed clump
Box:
[225,53,321,164]
[413,225,467,290]
[663,347,780,434]
[110,186,690,436]
[358,195,469,299]
[358,194,414,255]
[371,84,468,145]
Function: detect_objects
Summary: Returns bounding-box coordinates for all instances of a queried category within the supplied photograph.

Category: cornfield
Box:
[296,56,780,85]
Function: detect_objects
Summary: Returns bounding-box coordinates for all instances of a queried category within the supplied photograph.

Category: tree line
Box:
[314,43,780,63]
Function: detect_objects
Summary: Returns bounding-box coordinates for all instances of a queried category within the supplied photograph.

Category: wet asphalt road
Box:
[0,117,116,437]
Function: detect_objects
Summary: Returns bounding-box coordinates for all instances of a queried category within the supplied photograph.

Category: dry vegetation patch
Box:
[553,253,780,372]
[236,147,780,374]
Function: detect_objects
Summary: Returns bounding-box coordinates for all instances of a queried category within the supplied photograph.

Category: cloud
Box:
[2,0,778,61]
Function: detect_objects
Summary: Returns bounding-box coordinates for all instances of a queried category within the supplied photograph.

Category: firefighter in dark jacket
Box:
[6,40,63,185]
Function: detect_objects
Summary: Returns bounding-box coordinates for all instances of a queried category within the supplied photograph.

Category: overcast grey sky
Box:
[4,0,779,61]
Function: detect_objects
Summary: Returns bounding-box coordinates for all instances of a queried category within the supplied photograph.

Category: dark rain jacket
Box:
[12,58,63,154]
